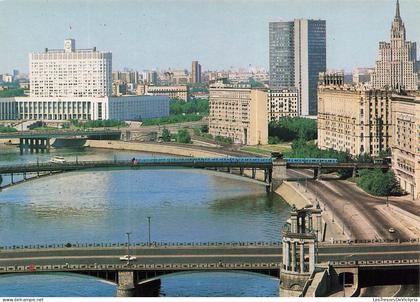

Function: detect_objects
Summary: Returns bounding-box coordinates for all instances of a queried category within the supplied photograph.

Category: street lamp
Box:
[125,232,131,264]
[147,216,151,246]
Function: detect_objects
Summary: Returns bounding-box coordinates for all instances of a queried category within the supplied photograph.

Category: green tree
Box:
[0,88,25,97]
[177,129,191,144]
[357,169,401,196]
[200,124,209,133]
[269,117,317,142]
[161,128,171,142]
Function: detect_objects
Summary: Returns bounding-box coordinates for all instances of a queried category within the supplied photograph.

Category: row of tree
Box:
[285,139,400,196]
[169,99,208,115]
[161,128,191,144]
[269,117,317,142]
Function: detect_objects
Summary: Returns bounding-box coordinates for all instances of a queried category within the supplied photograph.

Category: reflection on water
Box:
[0,146,289,296]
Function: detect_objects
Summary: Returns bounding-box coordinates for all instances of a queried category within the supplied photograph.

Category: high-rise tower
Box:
[269,19,326,115]
[371,0,419,91]
[191,60,202,84]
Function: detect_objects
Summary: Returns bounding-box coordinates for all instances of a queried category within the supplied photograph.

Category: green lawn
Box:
[241,143,292,157]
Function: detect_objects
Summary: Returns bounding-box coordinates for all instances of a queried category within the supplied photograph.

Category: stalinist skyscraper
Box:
[371,0,419,91]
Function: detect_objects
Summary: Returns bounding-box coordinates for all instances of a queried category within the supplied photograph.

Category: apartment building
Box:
[317,74,392,156]
[146,85,189,102]
[391,94,420,200]
[209,82,268,145]
[268,88,298,121]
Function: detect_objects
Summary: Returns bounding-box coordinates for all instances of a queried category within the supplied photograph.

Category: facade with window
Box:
[268,88,298,120]
[391,95,420,200]
[317,84,392,157]
[209,82,268,145]
[30,39,112,98]
[0,97,18,120]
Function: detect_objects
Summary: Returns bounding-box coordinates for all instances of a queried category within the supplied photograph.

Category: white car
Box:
[119,255,137,261]
[388,228,395,233]
[50,156,66,163]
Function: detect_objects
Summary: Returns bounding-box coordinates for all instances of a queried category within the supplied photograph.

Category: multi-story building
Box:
[192,61,202,84]
[9,39,169,121]
[15,95,169,121]
[268,88,298,121]
[30,39,112,98]
[112,71,139,85]
[317,73,392,156]
[0,98,18,120]
[269,19,326,116]
[391,94,420,200]
[352,68,374,85]
[209,81,268,145]
[371,0,419,91]
[2,74,13,83]
[146,85,189,102]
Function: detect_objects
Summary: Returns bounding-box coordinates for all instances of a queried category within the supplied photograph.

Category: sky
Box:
[0,0,419,74]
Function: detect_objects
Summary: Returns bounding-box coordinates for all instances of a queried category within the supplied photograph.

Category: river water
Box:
[0,145,290,297]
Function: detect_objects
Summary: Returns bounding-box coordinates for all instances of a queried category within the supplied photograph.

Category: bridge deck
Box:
[0,129,122,139]
[0,158,273,174]
[0,242,418,274]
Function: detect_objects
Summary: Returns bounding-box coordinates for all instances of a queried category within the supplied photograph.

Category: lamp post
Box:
[147,216,151,246]
[125,232,131,264]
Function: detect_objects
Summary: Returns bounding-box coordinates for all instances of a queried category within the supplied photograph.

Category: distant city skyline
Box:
[0,0,419,74]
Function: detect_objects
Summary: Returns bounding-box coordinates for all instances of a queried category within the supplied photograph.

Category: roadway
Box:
[0,242,418,269]
[287,169,420,241]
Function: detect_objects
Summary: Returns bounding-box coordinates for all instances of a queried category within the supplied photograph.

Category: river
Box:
[0,145,290,297]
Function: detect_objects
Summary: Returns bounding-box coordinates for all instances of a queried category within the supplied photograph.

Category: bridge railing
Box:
[0,262,282,274]
[0,241,282,251]
[0,157,273,170]
[1,237,419,251]
[321,238,420,245]
[328,258,419,267]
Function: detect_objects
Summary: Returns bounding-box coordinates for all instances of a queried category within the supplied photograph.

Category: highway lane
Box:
[0,244,418,269]
[286,169,412,240]
[0,250,418,269]
[1,242,418,259]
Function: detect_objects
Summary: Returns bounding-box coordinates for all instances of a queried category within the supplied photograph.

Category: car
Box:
[119,255,137,261]
[50,156,66,163]
[388,228,395,233]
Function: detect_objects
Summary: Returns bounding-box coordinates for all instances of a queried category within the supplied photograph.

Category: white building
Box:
[8,39,169,121]
[0,98,18,120]
[30,39,112,98]
[15,95,169,121]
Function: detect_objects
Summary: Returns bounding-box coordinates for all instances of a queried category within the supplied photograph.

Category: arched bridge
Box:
[0,129,121,154]
[0,157,390,190]
[0,240,418,296]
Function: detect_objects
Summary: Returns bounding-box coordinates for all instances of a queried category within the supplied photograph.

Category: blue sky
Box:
[0,0,419,73]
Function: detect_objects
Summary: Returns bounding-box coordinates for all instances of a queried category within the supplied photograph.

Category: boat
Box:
[50,156,66,163]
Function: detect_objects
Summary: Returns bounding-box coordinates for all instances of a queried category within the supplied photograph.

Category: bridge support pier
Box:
[19,138,50,155]
[271,159,286,191]
[116,271,138,297]
[352,166,357,178]
[251,168,256,179]
[280,206,317,297]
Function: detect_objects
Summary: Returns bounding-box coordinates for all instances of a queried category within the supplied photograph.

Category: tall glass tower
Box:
[269,19,326,115]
